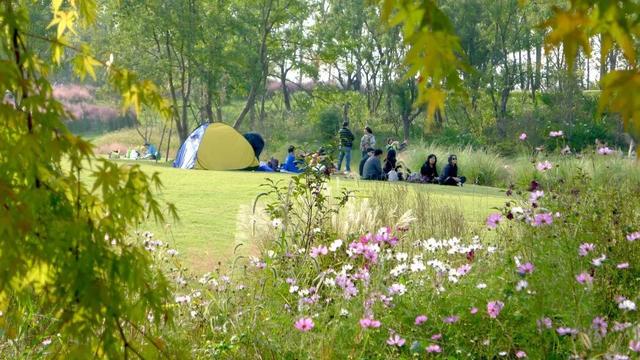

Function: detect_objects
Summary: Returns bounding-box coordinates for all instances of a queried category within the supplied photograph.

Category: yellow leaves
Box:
[47,10,77,39]
[543,7,592,72]
[50,36,69,65]
[381,0,466,129]
[51,0,63,13]
[600,70,640,141]
[608,22,635,66]
[72,45,101,81]
[421,87,446,122]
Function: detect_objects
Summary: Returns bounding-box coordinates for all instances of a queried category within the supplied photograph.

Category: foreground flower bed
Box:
[149,166,640,359]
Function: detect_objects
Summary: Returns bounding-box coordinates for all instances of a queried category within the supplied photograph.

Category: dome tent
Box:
[173,122,262,170]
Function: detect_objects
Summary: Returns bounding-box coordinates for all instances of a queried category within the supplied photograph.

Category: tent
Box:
[173,122,261,170]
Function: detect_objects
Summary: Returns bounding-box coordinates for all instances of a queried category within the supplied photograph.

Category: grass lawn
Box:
[127,161,506,273]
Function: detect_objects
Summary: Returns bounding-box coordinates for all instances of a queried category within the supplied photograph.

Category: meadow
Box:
[130,162,505,272]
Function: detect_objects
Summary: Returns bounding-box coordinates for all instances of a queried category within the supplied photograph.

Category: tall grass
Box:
[402,141,640,188]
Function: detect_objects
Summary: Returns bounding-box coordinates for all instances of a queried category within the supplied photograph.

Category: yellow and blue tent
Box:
[173,122,262,170]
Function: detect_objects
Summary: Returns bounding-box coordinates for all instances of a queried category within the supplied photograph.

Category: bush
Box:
[316,107,342,143]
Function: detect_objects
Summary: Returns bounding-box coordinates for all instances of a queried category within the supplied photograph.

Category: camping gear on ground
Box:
[172,123,262,170]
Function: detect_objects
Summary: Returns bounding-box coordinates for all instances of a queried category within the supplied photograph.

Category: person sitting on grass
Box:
[142,143,159,160]
[362,149,385,180]
[440,154,466,186]
[359,147,375,176]
[420,154,439,183]
[282,145,302,173]
[383,148,397,174]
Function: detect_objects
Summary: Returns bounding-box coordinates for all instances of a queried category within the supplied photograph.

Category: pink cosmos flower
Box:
[310,245,328,258]
[359,317,381,329]
[536,161,553,172]
[532,213,553,226]
[519,133,527,141]
[431,333,442,340]
[549,130,564,137]
[592,316,608,337]
[529,190,544,204]
[537,317,553,330]
[486,213,502,229]
[470,307,479,315]
[386,334,405,347]
[617,263,630,269]
[443,315,459,324]
[456,264,472,276]
[626,231,640,242]
[576,272,593,284]
[556,327,578,336]
[415,315,428,325]
[578,243,595,257]
[426,344,442,353]
[613,322,632,332]
[517,262,535,275]
[629,340,640,352]
[487,300,505,319]
[516,350,528,358]
[597,147,614,155]
[294,317,314,332]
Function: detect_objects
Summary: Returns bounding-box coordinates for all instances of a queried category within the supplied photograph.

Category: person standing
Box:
[360,126,376,158]
[337,121,355,173]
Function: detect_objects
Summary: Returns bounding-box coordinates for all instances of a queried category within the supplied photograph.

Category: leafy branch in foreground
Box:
[1,0,177,357]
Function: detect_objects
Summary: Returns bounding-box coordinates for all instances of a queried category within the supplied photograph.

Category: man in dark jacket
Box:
[362,149,385,180]
[359,148,375,176]
[440,154,466,186]
[337,121,355,173]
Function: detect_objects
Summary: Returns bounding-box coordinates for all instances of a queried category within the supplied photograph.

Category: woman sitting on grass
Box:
[440,154,466,186]
[383,149,397,174]
[420,154,439,184]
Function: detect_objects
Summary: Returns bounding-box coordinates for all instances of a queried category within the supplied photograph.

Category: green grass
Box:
[126,161,505,273]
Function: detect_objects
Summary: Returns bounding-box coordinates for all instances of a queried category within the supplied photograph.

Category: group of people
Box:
[110,143,160,160]
[335,121,465,186]
[358,148,465,186]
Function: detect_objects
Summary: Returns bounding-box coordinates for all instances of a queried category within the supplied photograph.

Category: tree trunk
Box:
[216,103,223,122]
[535,43,542,91]
[156,122,167,163]
[233,0,272,129]
[402,112,410,141]
[280,64,291,112]
[165,123,173,162]
[342,102,350,124]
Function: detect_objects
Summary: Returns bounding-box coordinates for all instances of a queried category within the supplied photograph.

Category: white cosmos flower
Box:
[324,278,336,287]
[396,252,409,262]
[390,264,408,277]
[271,218,282,229]
[476,283,487,289]
[175,295,191,304]
[410,260,426,272]
[388,283,406,296]
[167,249,179,256]
[591,254,606,267]
[340,308,350,317]
[329,239,343,252]
[516,280,528,291]
[619,300,636,311]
